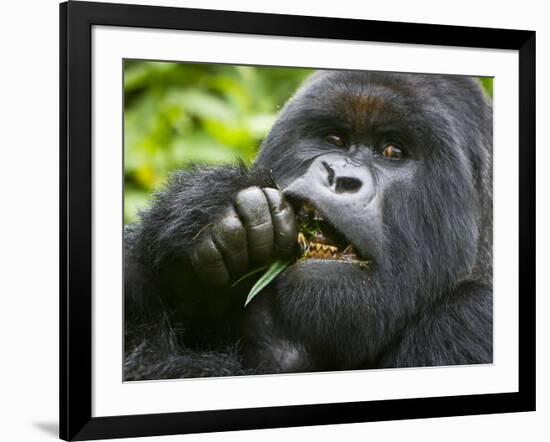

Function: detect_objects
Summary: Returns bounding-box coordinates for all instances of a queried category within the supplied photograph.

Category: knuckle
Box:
[214,213,246,248]
[194,238,222,266]
[235,187,268,215]
[236,186,263,203]
[218,214,243,235]
[263,188,285,214]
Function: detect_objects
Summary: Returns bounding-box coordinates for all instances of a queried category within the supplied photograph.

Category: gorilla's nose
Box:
[322,161,363,194]
[321,157,373,196]
[283,153,375,204]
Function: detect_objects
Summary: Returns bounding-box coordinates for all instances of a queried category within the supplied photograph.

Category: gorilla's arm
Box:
[124,165,276,380]
[378,283,493,367]
[125,165,276,317]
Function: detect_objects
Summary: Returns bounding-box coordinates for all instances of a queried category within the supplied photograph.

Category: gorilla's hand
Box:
[191,187,297,286]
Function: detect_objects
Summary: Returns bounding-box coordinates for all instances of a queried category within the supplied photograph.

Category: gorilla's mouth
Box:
[295,202,369,266]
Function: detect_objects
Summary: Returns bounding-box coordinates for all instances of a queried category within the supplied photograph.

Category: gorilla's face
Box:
[253,71,491,365]
[284,146,412,272]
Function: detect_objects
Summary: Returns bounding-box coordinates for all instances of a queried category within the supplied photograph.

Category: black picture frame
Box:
[59,1,536,440]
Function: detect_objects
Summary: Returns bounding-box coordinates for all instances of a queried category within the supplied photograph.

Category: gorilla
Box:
[124,70,493,380]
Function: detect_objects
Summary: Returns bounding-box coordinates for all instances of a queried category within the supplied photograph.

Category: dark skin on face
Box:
[124,70,493,379]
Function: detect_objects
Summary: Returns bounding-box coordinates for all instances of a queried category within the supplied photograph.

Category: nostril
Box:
[335,176,362,193]
[322,161,335,186]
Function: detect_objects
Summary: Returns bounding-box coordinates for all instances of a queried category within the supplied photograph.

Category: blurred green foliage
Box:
[124,61,313,223]
[124,61,493,224]
[480,77,493,97]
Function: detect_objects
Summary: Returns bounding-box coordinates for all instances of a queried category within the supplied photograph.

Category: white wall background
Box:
[0,0,547,441]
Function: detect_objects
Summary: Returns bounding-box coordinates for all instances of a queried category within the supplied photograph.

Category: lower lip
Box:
[293,257,371,268]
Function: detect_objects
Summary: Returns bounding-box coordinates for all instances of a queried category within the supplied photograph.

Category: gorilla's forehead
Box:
[333,85,408,130]
[294,71,423,132]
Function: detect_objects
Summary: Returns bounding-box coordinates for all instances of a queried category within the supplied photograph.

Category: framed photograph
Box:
[60,1,536,440]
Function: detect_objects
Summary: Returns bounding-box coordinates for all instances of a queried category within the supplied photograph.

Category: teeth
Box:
[311,243,338,253]
[305,242,338,259]
[298,228,362,262]
[298,232,308,251]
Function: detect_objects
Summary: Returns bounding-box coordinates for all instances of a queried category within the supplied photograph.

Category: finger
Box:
[234,187,273,264]
[211,206,249,277]
[190,233,230,286]
[262,188,297,256]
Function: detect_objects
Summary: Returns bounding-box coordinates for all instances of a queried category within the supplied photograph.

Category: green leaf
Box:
[231,265,269,288]
[244,259,291,307]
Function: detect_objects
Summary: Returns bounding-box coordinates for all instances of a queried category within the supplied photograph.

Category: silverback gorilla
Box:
[124,70,493,380]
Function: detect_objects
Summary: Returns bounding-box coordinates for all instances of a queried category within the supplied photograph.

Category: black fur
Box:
[124,70,493,380]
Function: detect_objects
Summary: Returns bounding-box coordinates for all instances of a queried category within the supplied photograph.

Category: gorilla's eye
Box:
[325,134,346,148]
[382,144,404,160]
